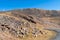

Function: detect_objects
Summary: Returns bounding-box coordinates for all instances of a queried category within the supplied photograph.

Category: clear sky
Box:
[0,0,60,11]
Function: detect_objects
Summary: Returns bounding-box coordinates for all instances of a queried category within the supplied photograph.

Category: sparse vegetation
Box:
[0,8,60,40]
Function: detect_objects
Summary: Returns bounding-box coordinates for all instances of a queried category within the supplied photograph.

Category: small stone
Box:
[32,28,41,37]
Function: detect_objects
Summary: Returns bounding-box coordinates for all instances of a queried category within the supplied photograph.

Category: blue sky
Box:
[0,0,60,10]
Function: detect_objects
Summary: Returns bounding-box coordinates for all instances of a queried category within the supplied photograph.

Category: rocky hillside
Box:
[0,8,60,40]
[11,8,60,17]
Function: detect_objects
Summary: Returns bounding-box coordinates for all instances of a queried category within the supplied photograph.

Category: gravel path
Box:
[43,20,60,40]
[45,28,60,40]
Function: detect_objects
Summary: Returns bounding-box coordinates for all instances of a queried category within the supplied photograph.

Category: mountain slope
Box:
[0,8,60,40]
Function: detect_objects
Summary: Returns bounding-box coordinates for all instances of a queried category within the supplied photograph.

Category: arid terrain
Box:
[0,8,60,40]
